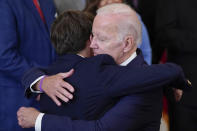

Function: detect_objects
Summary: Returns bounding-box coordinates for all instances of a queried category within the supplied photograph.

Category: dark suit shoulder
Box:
[85,54,116,66]
[45,54,84,75]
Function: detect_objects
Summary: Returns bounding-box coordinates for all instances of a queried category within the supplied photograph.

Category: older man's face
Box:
[90,15,125,63]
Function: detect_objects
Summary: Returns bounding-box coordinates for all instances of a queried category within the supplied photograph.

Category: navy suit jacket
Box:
[23,50,190,131]
[0,0,56,130]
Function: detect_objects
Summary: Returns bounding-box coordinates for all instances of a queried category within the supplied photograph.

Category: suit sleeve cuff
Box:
[30,76,45,93]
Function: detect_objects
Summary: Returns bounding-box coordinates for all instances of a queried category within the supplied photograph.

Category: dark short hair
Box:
[50,10,94,55]
[83,0,101,16]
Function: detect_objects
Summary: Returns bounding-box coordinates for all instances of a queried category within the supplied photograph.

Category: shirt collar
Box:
[77,54,85,58]
[120,52,137,66]
[77,52,137,65]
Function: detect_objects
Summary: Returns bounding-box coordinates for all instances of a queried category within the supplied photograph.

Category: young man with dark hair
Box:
[50,11,93,55]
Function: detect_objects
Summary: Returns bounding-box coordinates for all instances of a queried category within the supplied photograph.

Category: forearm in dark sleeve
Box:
[42,114,95,131]
[108,63,184,97]
[42,95,146,131]
[22,67,46,98]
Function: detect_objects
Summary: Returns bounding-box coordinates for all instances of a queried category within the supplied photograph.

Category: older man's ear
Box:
[123,36,136,53]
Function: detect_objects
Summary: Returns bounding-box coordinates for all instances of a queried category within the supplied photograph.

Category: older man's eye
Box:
[98,37,106,42]
[99,39,105,42]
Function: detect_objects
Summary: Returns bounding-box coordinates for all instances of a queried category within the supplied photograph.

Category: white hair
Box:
[96,3,142,46]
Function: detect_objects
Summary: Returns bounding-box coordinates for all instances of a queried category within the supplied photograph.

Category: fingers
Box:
[58,86,73,99]
[51,95,62,106]
[51,88,72,106]
[42,70,75,106]
[17,107,26,117]
[56,91,69,102]
[174,88,183,102]
[18,118,24,128]
[17,107,26,128]
[60,80,74,93]
[18,117,25,128]
[49,85,73,106]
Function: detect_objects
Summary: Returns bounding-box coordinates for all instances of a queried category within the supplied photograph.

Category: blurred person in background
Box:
[0,0,57,130]
[53,0,86,14]
[155,0,197,131]
[136,0,158,64]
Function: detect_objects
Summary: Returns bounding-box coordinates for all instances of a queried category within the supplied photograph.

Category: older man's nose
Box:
[90,39,97,49]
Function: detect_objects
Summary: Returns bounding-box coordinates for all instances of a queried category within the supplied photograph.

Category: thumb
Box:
[59,69,74,78]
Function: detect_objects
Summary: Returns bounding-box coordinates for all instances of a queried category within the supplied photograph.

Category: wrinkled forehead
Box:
[92,17,122,42]
[93,15,118,32]
[93,13,134,35]
[94,13,135,26]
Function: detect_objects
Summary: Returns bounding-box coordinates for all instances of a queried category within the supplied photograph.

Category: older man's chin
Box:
[92,52,99,56]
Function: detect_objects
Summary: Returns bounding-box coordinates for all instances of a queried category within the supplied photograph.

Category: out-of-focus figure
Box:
[0,0,56,130]
[155,0,197,131]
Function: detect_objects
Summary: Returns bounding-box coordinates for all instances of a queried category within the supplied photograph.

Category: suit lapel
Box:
[24,0,55,40]
[39,0,56,31]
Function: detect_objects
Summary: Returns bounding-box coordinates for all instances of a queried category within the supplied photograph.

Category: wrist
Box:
[31,76,46,92]
[33,81,41,91]
[38,75,47,92]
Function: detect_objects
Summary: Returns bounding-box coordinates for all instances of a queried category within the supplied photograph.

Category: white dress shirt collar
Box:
[77,52,137,66]
[77,54,85,58]
[120,52,137,66]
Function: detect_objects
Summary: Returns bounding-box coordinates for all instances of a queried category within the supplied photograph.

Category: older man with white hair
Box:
[17,3,186,131]
[90,3,142,65]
